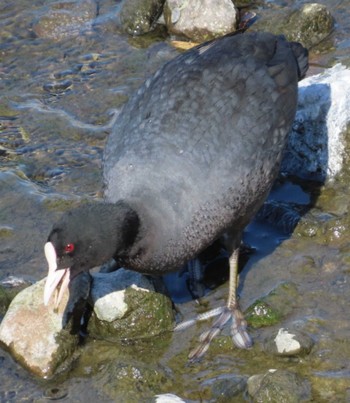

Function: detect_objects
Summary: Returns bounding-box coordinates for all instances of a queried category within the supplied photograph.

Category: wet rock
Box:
[0,287,11,317]
[0,277,32,317]
[0,268,171,378]
[100,358,174,401]
[250,3,334,49]
[201,373,247,401]
[163,0,238,42]
[43,80,73,94]
[119,0,165,35]
[87,269,174,340]
[247,369,311,402]
[256,200,301,235]
[246,282,299,328]
[263,328,314,357]
[33,0,98,40]
[0,278,80,378]
[245,300,281,328]
[282,64,350,181]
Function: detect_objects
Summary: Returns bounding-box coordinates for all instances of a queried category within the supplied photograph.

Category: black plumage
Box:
[44,32,308,360]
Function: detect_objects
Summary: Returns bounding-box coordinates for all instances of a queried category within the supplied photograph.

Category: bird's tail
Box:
[290,41,309,81]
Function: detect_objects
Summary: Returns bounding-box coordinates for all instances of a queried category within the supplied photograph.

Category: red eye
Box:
[64,243,75,254]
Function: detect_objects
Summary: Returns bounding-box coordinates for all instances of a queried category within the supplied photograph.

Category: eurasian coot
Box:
[44,31,308,360]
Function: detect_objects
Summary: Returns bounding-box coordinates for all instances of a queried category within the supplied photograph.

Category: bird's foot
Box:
[187,304,252,362]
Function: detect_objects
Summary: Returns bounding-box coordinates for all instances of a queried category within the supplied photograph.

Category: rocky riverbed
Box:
[1,0,350,401]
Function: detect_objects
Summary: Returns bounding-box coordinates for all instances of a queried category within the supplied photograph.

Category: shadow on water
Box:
[165,82,332,305]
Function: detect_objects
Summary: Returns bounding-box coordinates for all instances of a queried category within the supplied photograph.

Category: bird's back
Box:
[103,32,307,272]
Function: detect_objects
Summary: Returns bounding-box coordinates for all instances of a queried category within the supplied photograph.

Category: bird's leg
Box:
[226,248,253,349]
[186,246,252,361]
[186,258,206,300]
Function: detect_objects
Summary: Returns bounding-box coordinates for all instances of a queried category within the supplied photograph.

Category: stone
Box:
[201,373,248,401]
[87,269,174,340]
[154,394,186,402]
[0,266,173,377]
[249,3,334,49]
[0,278,80,378]
[247,369,311,402]
[246,282,299,328]
[163,0,238,42]
[263,328,314,357]
[282,65,350,181]
[119,0,165,35]
[33,0,97,40]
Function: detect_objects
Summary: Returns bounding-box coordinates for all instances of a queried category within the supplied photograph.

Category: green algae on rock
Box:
[247,369,311,402]
[246,282,299,328]
[0,277,32,317]
[87,270,174,341]
[250,3,334,48]
[119,0,165,35]
[246,300,281,328]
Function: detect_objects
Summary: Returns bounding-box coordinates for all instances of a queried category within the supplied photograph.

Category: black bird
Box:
[43,32,308,360]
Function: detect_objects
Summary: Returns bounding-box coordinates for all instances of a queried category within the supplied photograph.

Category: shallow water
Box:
[1,0,350,401]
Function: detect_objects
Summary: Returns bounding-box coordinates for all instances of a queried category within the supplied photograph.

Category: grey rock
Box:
[201,373,247,401]
[88,269,174,340]
[0,278,79,378]
[263,328,314,357]
[119,0,165,35]
[250,3,334,49]
[0,268,173,377]
[247,369,311,402]
[33,0,98,40]
[163,0,238,42]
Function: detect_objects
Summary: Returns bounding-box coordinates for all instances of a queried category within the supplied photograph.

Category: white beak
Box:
[44,242,70,308]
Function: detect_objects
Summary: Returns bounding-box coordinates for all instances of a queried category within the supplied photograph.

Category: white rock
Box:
[155,393,186,402]
[0,278,78,378]
[283,64,350,180]
[274,328,301,354]
[91,269,155,322]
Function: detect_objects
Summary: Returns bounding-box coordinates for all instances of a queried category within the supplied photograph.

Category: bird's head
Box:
[43,202,139,308]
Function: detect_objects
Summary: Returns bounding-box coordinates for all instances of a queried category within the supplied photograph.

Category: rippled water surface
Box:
[1,0,350,401]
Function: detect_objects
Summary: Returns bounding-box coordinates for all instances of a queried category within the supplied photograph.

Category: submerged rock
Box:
[246,282,299,328]
[200,373,247,401]
[32,0,98,40]
[163,0,238,42]
[247,369,311,402]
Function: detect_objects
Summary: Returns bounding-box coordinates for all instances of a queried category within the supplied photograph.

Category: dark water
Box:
[1,0,350,401]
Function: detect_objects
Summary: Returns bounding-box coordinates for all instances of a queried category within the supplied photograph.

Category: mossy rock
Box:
[87,270,174,341]
[246,282,299,328]
[250,3,334,48]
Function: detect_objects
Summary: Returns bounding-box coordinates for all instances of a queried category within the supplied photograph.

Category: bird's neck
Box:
[97,201,141,262]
